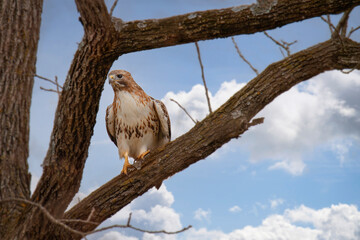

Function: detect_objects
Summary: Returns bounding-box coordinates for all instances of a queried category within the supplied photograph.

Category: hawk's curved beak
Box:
[109,75,115,85]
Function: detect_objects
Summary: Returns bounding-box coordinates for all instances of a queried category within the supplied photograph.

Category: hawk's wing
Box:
[153,99,171,142]
[106,104,117,146]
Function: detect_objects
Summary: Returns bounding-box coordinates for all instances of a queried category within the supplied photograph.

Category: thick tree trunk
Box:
[0,0,43,238]
[1,0,359,239]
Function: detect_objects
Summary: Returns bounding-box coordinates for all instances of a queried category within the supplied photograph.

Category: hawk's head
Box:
[108,69,144,92]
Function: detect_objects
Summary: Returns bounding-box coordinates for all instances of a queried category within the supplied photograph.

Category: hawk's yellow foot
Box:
[137,150,150,160]
[121,152,132,175]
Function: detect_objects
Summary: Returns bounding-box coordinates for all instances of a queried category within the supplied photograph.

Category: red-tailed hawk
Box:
[106,70,171,174]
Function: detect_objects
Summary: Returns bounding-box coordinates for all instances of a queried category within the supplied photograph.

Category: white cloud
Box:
[242,70,360,175]
[182,204,360,240]
[331,139,353,166]
[229,205,242,213]
[270,198,284,209]
[162,80,245,139]
[100,231,138,240]
[162,70,360,175]
[98,186,360,240]
[285,204,360,240]
[109,184,182,240]
[194,208,211,222]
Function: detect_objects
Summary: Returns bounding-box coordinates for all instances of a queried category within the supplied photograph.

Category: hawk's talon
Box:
[137,150,150,161]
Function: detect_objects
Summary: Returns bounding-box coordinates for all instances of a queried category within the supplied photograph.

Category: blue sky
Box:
[29,1,360,239]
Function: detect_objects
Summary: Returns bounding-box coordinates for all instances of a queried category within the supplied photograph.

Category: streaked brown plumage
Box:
[106,70,171,174]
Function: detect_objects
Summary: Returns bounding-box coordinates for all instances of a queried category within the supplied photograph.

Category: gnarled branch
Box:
[110,0,360,54]
[18,0,360,239]
[63,38,360,237]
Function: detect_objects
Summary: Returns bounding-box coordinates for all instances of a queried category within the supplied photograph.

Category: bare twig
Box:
[40,87,61,94]
[0,198,191,239]
[263,31,297,57]
[348,26,360,38]
[231,37,259,75]
[335,8,352,38]
[35,74,63,89]
[109,0,118,16]
[195,42,212,114]
[55,76,61,96]
[321,15,336,34]
[89,223,192,235]
[127,212,132,226]
[86,208,95,222]
[35,74,62,96]
[279,47,286,58]
[170,98,198,124]
[340,62,360,74]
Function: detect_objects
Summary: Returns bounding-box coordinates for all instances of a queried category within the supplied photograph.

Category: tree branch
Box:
[23,3,118,239]
[64,38,360,237]
[334,8,353,38]
[110,0,360,54]
[75,0,112,32]
[321,15,336,35]
[36,75,62,97]
[109,0,118,16]
[263,31,297,57]
[170,98,198,124]
[0,198,190,239]
[348,26,360,38]
[195,42,212,114]
[22,1,360,238]
[231,37,259,75]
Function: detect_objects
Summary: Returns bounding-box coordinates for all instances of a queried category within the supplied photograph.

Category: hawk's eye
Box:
[117,74,123,79]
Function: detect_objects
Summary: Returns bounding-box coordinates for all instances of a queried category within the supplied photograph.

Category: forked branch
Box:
[35,74,62,97]
[264,31,297,57]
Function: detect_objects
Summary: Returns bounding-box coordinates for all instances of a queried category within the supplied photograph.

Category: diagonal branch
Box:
[111,0,360,54]
[348,26,360,38]
[334,8,353,38]
[170,98,198,124]
[109,0,118,16]
[231,37,259,75]
[63,38,360,238]
[24,1,360,238]
[321,15,336,35]
[195,42,212,114]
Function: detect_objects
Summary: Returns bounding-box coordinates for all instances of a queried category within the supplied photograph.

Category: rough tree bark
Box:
[0,0,43,237]
[63,37,360,235]
[1,0,359,239]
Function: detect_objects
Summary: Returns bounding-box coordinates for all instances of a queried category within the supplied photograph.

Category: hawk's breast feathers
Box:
[106,70,171,161]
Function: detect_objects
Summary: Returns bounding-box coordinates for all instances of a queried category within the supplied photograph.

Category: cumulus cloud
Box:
[183,204,360,240]
[98,187,359,240]
[162,80,245,139]
[194,208,211,222]
[100,231,138,240]
[162,70,360,175]
[109,184,182,240]
[242,70,360,175]
[229,205,242,213]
